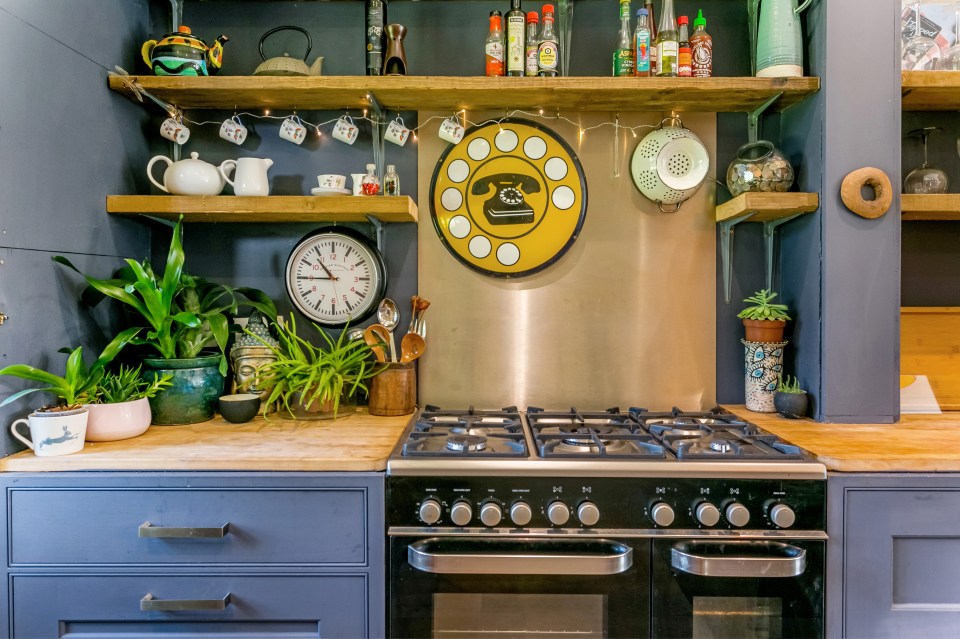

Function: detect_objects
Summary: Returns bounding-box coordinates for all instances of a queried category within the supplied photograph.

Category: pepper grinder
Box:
[384,24,408,75]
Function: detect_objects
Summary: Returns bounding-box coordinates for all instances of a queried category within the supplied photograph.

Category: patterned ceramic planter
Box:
[742,339,788,412]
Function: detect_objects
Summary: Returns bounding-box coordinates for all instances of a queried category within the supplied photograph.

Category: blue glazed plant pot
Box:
[774,391,809,419]
[142,354,225,425]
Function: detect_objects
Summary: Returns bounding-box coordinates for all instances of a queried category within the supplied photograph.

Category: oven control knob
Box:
[577,501,601,527]
[419,498,442,525]
[650,502,675,527]
[769,503,796,529]
[480,502,503,527]
[725,502,751,527]
[510,501,533,527]
[450,500,473,527]
[547,501,570,526]
[695,502,721,527]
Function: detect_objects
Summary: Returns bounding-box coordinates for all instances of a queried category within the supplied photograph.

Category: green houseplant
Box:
[53,216,276,425]
[251,314,382,420]
[84,366,173,442]
[738,288,791,342]
[774,374,809,419]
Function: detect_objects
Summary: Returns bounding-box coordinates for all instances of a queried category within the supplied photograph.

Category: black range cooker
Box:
[387,405,826,639]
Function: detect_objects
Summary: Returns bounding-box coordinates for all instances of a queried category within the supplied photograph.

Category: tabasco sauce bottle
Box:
[486,11,505,76]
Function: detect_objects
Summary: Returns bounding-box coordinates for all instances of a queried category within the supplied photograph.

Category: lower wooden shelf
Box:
[901,194,960,221]
[106,195,419,223]
[715,192,820,223]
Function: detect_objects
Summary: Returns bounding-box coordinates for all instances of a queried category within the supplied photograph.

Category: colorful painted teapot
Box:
[141,25,228,76]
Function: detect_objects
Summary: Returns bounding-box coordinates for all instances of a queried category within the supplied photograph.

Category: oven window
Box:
[692,596,782,639]
[432,593,607,638]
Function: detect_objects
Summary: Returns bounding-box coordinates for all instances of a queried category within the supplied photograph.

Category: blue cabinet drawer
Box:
[9,488,367,566]
[11,574,369,638]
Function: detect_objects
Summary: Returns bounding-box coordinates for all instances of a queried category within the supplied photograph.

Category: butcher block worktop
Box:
[0,408,412,472]
[730,405,960,472]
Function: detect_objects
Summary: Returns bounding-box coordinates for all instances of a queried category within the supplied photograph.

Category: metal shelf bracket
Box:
[762,213,805,291]
[720,212,755,304]
[747,92,782,143]
[365,214,385,253]
[368,92,387,182]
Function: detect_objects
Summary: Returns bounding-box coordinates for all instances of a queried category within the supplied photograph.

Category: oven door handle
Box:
[670,541,807,578]
[408,538,633,575]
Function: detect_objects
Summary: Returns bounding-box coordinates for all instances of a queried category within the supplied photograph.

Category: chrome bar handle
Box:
[139,521,229,539]
[140,593,231,611]
[409,540,633,575]
[671,541,806,578]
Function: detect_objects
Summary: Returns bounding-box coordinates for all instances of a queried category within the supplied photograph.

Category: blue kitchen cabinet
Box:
[827,474,960,639]
[0,472,385,639]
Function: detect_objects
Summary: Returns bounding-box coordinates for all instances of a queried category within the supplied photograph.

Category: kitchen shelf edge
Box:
[715,192,820,223]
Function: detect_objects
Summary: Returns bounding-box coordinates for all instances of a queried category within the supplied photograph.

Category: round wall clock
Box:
[284,227,387,327]
[430,117,588,278]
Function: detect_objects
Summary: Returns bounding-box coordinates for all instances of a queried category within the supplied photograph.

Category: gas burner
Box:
[446,434,487,452]
[527,407,666,459]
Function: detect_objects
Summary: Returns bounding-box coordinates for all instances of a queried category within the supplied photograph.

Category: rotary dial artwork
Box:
[430,118,588,278]
[284,227,387,327]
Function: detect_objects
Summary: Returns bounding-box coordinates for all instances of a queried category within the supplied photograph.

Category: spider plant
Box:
[90,365,173,404]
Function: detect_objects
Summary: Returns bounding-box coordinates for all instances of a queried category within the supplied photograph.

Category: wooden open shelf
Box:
[108,75,820,113]
[901,194,960,221]
[902,71,960,110]
[715,192,820,223]
[106,195,419,223]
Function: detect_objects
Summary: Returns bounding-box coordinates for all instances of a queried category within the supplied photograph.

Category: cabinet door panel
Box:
[11,574,367,638]
[844,489,960,638]
[10,488,367,566]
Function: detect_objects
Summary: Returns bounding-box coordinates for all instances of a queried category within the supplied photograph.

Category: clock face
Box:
[284,228,387,327]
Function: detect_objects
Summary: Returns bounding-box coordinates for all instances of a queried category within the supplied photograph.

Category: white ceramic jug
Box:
[219,157,273,196]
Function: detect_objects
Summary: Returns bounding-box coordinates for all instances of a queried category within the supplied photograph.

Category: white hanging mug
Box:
[279,116,307,145]
[439,117,465,144]
[332,116,360,145]
[219,157,274,196]
[384,117,411,146]
[10,409,88,457]
[219,115,248,145]
[160,117,190,145]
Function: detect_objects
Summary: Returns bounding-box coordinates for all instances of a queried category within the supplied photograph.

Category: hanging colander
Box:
[631,116,710,213]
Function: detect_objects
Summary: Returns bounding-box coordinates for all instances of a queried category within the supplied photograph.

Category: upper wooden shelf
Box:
[715,192,820,223]
[901,194,960,220]
[902,71,960,110]
[106,195,419,223]
[108,75,821,113]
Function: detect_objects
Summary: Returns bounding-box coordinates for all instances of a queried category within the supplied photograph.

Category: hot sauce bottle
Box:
[485,10,505,76]
[677,15,692,77]
[690,9,713,77]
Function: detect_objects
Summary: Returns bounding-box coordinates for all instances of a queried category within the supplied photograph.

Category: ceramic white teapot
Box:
[219,157,273,196]
[147,152,228,195]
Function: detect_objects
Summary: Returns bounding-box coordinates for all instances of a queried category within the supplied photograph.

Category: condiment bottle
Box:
[654,0,678,77]
[613,0,635,76]
[677,15,691,76]
[485,10,505,77]
[690,9,713,78]
[506,0,526,77]
[635,8,651,77]
[537,4,559,77]
[384,164,399,196]
[525,11,540,76]
[361,163,380,195]
[645,1,658,75]
[365,0,387,76]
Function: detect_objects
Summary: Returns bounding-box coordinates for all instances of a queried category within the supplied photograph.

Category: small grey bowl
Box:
[218,393,261,424]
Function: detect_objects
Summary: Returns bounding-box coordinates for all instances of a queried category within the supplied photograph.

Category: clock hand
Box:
[297,275,333,280]
[317,260,338,281]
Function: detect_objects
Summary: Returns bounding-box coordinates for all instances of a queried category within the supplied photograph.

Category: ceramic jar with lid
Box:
[725,140,795,197]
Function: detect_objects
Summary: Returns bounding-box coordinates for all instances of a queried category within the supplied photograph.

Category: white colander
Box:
[631,116,710,212]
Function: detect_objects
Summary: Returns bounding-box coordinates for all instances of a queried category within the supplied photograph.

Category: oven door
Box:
[389,535,649,638]
[651,539,824,639]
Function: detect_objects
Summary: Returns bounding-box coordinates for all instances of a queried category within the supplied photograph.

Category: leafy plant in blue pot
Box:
[54,216,276,425]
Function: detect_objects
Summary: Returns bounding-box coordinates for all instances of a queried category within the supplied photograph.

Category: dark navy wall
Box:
[0,0,153,456]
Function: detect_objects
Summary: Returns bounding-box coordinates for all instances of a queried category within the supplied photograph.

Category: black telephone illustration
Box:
[470,173,541,225]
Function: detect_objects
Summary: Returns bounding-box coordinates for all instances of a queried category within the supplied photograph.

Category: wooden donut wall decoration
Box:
[840,167,893,219]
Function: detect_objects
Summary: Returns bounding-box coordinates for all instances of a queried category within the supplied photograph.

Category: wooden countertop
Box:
[0,408,412,473]
[729,405,960,473]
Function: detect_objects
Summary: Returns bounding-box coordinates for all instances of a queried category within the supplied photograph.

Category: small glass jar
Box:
[725,140,795,197]
[361,163,380,196]
[384,164,399,196]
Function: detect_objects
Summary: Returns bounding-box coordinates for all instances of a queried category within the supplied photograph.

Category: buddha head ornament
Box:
[230,313,280,400]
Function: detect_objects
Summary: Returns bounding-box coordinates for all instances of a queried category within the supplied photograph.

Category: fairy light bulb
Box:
[264,109,271,116]
[539,108,544,116]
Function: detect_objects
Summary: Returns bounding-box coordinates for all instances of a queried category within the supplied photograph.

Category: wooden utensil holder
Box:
[369,362,416,416]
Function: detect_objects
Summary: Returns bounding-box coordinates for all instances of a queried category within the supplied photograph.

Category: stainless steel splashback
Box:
[417,112,717,410]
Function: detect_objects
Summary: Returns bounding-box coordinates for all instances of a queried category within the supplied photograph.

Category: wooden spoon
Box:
[400,332,426,363]
[363,324,390,362]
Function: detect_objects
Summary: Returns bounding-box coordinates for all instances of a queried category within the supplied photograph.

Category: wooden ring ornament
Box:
[840,167,893,219]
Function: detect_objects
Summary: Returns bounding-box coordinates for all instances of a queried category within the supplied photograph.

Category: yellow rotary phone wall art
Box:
[430,118,587,278]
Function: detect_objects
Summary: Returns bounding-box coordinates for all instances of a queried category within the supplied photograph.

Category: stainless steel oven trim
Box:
[389,527,829,540]
[387,458,828,479]
[670,540,807,578]
[407,537,634,575]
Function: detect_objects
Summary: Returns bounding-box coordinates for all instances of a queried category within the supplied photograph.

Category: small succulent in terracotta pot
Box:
[738,289,790,342]
[774,375,809,419]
